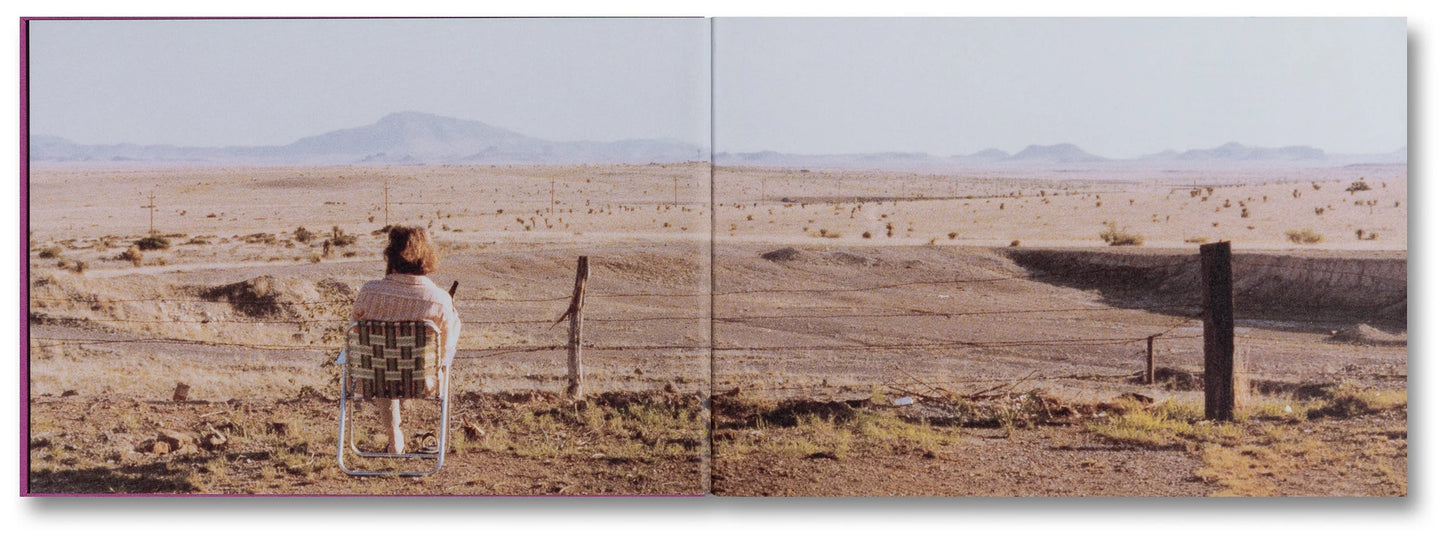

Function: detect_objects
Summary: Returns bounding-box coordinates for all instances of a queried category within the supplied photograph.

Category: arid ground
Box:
[26,163,1406,495]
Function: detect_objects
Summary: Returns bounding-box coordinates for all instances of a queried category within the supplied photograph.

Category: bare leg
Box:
[376,398,404,453]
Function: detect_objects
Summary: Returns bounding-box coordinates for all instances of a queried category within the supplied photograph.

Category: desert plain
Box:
[25,161,1407,495]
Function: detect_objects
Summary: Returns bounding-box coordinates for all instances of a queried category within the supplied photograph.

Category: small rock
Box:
[156,429,195,452]
[172,382,191,402]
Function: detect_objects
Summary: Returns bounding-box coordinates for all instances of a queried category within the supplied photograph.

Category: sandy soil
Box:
[25,163,1407,496]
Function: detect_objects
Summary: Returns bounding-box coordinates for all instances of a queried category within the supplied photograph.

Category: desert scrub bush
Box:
[1184,236,1210,244]
[1346,179,1372,193]
[242,232,277,245]
[36,246,62,259]
[330,226,356,247]
[293,226,315,243]
[1285,229,1323,244]
[119,245,144,266]
[134,235,171,251]
[1099,221,1143,246]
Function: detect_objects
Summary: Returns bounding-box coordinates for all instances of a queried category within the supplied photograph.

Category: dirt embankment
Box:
[1002,248,1406,330]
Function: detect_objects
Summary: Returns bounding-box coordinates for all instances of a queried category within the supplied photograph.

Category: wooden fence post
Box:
[1145,335,1155,385]
[565,256,589,399]
[1200,241,1235,421]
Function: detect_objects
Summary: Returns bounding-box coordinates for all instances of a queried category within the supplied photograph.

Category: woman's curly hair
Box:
[383,226,438,275]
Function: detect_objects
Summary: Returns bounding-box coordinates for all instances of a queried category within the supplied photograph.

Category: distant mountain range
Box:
[716,142,1405,170]
[30,112,1405,170]
[30,111,706,166]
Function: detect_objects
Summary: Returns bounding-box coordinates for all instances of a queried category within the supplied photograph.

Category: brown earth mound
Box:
[761,247,800,262]
[1329,323,1407,346]
[199,275,352,318]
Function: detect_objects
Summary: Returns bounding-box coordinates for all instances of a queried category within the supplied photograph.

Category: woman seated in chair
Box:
[352,226,462,453]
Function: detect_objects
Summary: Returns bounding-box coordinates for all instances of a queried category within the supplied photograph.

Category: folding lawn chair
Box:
[336,320,450,476]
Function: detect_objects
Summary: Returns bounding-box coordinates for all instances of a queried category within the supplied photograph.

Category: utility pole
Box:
[550,179,556,214]
[141,192,157,235]
[674,176,679,206]
[383,178,390,226]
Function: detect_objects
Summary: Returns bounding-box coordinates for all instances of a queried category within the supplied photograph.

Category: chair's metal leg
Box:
[338,364,358,476]
[337,329,450,477]
[428,371,450,475]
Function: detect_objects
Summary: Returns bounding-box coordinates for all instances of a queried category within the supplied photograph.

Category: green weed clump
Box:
[1307,381,1406,419]
[1285,229,1323,244]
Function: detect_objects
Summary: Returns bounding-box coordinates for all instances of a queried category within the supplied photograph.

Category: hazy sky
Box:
[715,18,1406,158]
[27,18,1404,158]
[26,18,711,148]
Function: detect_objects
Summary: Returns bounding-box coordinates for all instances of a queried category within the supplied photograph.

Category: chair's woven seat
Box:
[345,320,439,399]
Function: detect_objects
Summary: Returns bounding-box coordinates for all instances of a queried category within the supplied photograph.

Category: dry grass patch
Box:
[712,394,967,462]
[1088,382,1407,496]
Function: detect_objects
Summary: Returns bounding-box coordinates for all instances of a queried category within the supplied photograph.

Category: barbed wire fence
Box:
[27,252,1400,402]
[27,256,1220,398]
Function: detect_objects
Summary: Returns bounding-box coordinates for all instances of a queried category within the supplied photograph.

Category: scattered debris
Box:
[462,418,486,441]
[202,425,228,450]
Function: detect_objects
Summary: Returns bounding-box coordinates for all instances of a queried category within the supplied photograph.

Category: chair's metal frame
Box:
[337,320,450,477]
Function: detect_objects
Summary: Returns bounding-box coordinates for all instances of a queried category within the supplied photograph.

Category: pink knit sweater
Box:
[351,273,462,366]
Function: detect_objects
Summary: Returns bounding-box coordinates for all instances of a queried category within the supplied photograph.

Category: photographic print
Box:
[22,16,1407,497]
[707,18,1406,496]
[23,17,713,495]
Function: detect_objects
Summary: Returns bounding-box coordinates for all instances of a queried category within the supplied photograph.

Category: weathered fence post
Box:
[1145,335,1155,385]
[1200,241,1235,421]
[564,256,589,399]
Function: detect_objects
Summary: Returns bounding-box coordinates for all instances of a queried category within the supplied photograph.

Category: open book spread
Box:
[22,17,1408,497]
